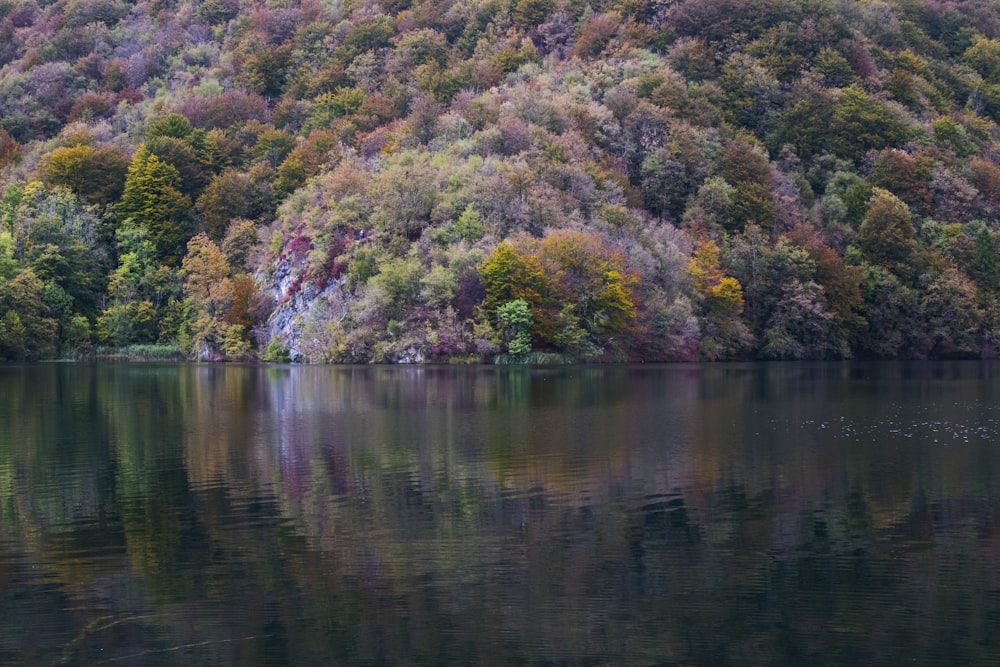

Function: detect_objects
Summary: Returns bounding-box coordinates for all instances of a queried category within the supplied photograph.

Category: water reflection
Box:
[3,363,1000,664]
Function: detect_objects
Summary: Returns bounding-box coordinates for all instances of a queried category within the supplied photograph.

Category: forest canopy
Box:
[2,0,1000,361]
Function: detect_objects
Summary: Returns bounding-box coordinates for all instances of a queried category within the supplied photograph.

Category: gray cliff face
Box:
[259,255,345,362]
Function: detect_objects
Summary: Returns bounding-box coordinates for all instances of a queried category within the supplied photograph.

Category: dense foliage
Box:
[3,0,1000,361]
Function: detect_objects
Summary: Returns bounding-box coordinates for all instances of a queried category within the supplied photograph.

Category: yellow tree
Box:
[536,230,640,355]
[687,239,750,360]
[687,240,745,315]
[179,234,248,359]
[479,239,557,341]
[37,143,129,207]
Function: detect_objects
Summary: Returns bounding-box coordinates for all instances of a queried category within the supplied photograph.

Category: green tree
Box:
[96,220,177,346]
[0,231,16,280]
[858,265,926,358]
[725,230,849,358]
[829,86,913,162]
[640,153,690,220]
[931,116,976,157]
[0,269,58,360]
[513,0,554,30]
[221,219,260,272]
[858,188,917,280]
[963,36,1000,83]
[453,205,485,242]
[145,135,209,198]
[119,146,193,264]
[496,298,533,356]
[369,153,438,240]
[304,87,366,132]
[148,113,196,141]
[972,226,1000,295]
[241,44,292,98]
[814,47,856,87]
[768,90,836,159]
[368,254,424,321]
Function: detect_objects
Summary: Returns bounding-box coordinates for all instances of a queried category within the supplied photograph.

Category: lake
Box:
[2,362,1000,665]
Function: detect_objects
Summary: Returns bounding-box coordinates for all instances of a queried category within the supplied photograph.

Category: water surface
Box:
[2,362,1000,665]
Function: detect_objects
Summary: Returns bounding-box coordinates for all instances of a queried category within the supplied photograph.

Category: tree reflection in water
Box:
[2,362,1000,665]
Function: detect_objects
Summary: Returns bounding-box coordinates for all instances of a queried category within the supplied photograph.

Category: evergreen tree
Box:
[119,146,192,265]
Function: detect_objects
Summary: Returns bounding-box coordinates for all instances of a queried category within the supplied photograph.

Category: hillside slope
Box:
[1,0,1000,361]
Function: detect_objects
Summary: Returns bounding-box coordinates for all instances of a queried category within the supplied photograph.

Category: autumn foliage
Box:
[480,231,639,359]
[0,0,997,361]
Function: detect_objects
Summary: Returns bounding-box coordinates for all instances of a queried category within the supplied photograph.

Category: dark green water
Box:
[3,362,1000,665]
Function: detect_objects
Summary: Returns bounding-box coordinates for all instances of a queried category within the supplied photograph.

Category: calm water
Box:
[3,362,1000,665]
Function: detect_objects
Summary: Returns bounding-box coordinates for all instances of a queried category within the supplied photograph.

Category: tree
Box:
[723,229,852,357]
[0,269,58,359]
[922,268,983,357]
[687,239,751,360]
[536,230,640,359]
[369,152,439,240]
[179,233,242,359]
[963,36,1000,83]
[0,128,19,170]
[304,87,366,132]
[37,143,128,207]
[760,280,847,360]
[148,113,196,141]
[369,254,424,320]
[119,146,193,264]
[814,47,856,87]
[768,89,835,159]
[496,298,533,356]
[789,228,863,338]
[718,53,782,131]
[868,148,933,214]
[10,183,108,319]
[858,188,917,280]
[144,135,209,198]
[971,226,1000,295]
[196,170,267,242]
[858,265,926,358]
[96,220,176,346]
[931,116,977,158]
[241,44,292,98]
[479,240,556,342]
[688,240,745,315]
[513,0,554,30]
[640,296,701,362]
[221,219,260,272]
[971,158,1000,209]
[829,86,913,162]
[685,177,736,231]
[640,153,690,220]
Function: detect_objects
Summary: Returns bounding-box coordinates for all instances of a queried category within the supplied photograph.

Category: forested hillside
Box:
[1,0,1000,362]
